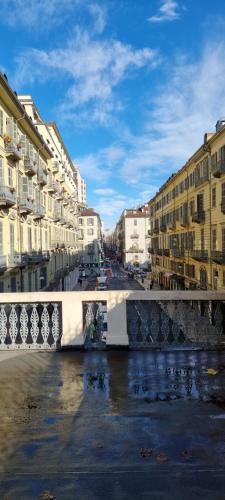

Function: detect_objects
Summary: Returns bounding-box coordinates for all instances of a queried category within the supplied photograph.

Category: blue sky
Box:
[1,0,225,231]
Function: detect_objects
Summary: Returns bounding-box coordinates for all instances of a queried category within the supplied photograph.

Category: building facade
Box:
[73,165,87,210]
[0,74,80,293]
[77,208,103,266]
[148,120,225,290]
[115,207,150,268]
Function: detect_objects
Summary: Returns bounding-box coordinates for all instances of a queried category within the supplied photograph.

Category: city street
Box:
[86,263,144,291]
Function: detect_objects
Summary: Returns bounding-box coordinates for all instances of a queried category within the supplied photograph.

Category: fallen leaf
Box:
[140,447,152,458]
[181,449,192,460]
[156,452,168,463]
[206,368,219,375]
[41,491,55,500]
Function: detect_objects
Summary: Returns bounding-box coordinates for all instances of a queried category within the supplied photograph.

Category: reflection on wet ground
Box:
[1,350,225,499]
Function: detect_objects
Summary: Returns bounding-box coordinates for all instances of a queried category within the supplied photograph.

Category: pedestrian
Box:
[79,277,82,286]
[149,280,153,290]
[141,276,144,284]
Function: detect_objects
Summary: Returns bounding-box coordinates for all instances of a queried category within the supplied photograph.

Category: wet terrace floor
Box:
[1,350,225,499]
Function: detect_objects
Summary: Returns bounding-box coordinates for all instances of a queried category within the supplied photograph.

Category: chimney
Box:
[216,119,225,133]
[204,132,214,144]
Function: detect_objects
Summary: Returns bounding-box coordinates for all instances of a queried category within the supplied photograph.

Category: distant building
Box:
[78,208,103,266]
[73,165,87,210]
[115,206,150,268]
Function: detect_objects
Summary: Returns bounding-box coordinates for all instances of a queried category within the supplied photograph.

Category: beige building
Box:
[78,208,103,266]
[148,119,225,290]
[115,207,150,269]
[0,73,79,293]
[73,165,86,210]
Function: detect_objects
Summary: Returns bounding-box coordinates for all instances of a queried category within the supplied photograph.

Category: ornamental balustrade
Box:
[0,291,224,351]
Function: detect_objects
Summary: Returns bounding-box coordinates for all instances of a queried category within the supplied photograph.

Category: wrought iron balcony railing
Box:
[212,159,225,178]
[211,251,225,264]
[0,186,16,207]
[191,250,208,262]
[192,211,205,224]
[5,142,22,161]
[24,158,38,176]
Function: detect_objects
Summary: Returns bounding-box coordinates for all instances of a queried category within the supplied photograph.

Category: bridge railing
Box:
[0,291,225,350]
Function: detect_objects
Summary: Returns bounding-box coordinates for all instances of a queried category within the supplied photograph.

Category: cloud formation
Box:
[14,27,158,125]
[148,0,181,23]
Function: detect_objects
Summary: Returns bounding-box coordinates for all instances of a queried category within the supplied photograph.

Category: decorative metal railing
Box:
[0,292,225,351]
[127,300,225,349]
[0,302,62,350]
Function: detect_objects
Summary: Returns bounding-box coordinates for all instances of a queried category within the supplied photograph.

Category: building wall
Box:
[149,123,225,290]
[0,77,79,293]
[77,213,102,265]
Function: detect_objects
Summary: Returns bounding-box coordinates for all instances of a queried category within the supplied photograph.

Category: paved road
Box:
[86,264,144,291]
[1,350,225,499]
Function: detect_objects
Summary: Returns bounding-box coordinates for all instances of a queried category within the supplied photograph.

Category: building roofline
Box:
[0,74,53,159]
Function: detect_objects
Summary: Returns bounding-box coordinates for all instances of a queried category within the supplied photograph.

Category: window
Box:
[87,218,94,226]
[0,158,4,185]
[212,227,217,251]
[28,272,32,292]
[222,227,225,253]
[10,224,14,255]
[79,218,83,225]
[197,193,204,212]
[222,182,225,200]
[212,187,216,208]
[200,228,204,250]
[87,228,94,235]
[0,110,3,136]
[8,166,13,187]
[134,219,137,226]
[0,221,2,255]
[189,199,194,215]
[20,225,23,252]
[28,227,32,252]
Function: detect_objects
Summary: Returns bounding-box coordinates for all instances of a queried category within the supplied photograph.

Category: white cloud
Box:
[119,41,225,183]
[14,27,159,125]
[77,144,126,181]
[1,0,78,29]
[1,0,107,33]
[148,0,181,23]
[94,188,117,195]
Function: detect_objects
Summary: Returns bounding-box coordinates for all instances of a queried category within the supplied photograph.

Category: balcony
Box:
[33,205,45,220]
[59,217,67,225]
[52,161,59,174]
[19,197,33,214]
[8,253,29,268]
[211,160,225,178]
[191,250,208,262]
[180,215,188,227]
[38,168,48,186]
[27,251,43,264]
[195,174,209,187]
[160,224,167,233]
[211,251,225,265]
[168,221,176,230]
[156,249,163,256]
[130,233,139,239]
[62,198,69,206]
[24,158,38,177]
[52,212,61,222]
[47,181,58,193]
[58,173,65,183]
[126,247,144,253]
[192,211,205,224]
[42,250,50,261]
[171,248,185,258]
[5,142,22,162]
[0,255,7,273]
[0,186,16,207]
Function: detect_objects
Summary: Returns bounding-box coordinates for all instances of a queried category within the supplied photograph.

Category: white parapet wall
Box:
[0,290,225,349]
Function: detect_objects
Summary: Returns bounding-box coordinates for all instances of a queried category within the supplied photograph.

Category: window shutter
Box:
[0,158,4,184]
[0,110,3,136]
[22,177,28,196]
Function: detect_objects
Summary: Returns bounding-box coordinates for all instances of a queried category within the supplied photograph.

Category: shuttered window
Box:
[0,110,3,136]
[8,166,13,187]
[0,221,3,255]
[0,157,4,184]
